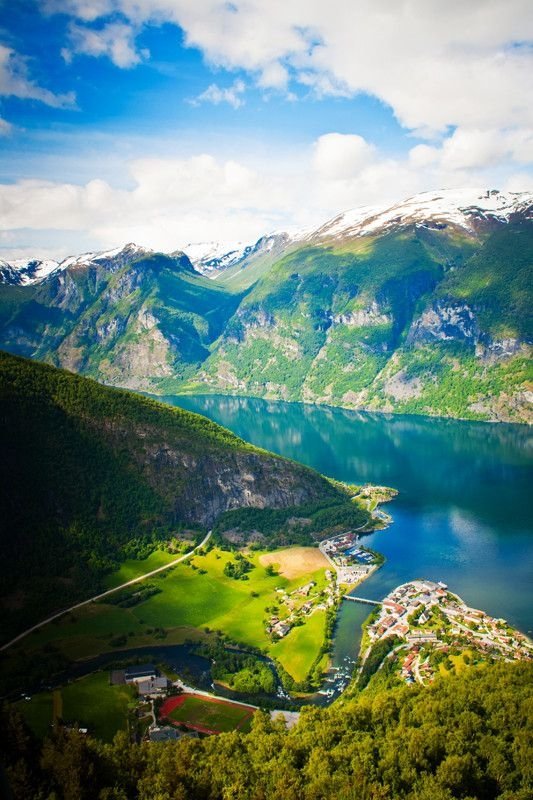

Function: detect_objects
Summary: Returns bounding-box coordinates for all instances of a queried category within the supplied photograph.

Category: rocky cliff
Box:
[0,351,341,641]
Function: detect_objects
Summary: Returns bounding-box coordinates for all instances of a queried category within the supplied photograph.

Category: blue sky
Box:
[0,0,532,259]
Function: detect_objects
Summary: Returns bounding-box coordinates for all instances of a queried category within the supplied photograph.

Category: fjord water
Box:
[166,395,533,640]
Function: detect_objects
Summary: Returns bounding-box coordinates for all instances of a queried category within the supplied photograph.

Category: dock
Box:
[343,595,380,606]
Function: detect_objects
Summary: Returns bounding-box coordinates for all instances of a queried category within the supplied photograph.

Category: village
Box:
[362,580,533,685]
[266,573,340,639]
[319,531,382,585]
[264,530,384,640]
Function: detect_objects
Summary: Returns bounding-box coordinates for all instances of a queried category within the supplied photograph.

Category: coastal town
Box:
[361,580,533,685]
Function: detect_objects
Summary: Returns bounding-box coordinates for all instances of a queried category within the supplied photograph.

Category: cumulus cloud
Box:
[62,21,147,68]
[3,125,530,259]
[313,133,375,180]
[409,128,533,173]
[42,0,533,137]
[191,79,246,109]
[0,44,76,107]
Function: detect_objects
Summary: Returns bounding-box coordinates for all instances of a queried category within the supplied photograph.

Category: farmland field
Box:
[259,547,329,579]
[4,547,329,683]
[160,693,255,733]
[6,548,326,680]
[271,609,327,683]
[16,672,136,742]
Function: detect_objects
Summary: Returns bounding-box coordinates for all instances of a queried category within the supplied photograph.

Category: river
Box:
[161,394,533,677]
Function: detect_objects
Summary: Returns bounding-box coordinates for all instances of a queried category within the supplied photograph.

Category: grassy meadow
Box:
[7,546,330,684]
[16,672,136,742]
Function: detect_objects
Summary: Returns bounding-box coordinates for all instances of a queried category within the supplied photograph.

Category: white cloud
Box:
[2,128,530,259]
[43,0,533,136]
[0,117,13,136]
[0,44,76,107]
[409,127,533,173]
[63,21,147,68]
[313,133,375,180]
[257,62,288,90]
[192,79,246,109]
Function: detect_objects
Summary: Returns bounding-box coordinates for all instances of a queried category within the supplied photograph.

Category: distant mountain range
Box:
[1,188,531,423]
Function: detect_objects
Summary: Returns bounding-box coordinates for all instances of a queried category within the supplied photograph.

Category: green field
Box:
[166,695,254,733]
[15,693,54,739]
[62,672,136,741]
[6,547,329,683]
[16,673,136,742]
[271,610,327,683]
[104,549,180,588]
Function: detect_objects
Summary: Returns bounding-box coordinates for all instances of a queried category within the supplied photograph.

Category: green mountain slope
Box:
[0,196,531,423]
[0,351,342,642]
[0,249,242,393]
[197,222,532,422]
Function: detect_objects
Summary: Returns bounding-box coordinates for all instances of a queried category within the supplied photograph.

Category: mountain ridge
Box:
[0,188,531,423]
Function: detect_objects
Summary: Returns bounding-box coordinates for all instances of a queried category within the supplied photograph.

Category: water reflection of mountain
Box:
[162,394,533,532]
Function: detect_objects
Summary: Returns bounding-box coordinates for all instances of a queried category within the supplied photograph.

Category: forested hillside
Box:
[197,220,533,423]
[0,352,343,643]
[2,661,531,799]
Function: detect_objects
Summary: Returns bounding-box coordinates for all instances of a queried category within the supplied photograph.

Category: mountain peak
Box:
[309,188,533,242]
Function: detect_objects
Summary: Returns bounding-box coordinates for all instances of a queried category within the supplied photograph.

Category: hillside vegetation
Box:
[198,223,532,423]
[0,351,344,643]
[0,199,531,423]
[2,661,531,799]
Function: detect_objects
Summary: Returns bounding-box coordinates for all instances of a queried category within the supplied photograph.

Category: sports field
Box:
[160,693,255,734]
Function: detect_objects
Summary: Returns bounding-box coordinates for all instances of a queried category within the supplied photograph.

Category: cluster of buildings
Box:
[111,663,169,698]
[320,532,378,585]
[266,577,340,639]
[362,580,533,686]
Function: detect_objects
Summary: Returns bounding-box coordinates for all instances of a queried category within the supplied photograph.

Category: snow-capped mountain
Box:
[182,241,251,274]
[2,188,531,287]
[309,189,533,242]
[0,258,60,286]
[0,242,151,286]
[184,233,294,277]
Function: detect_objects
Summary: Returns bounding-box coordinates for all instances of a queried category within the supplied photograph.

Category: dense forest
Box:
[1,662,531,799]
[0,351,348,643]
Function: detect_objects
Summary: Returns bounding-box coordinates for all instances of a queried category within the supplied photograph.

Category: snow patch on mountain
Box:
[309,189,533,241]
[0,258,60,286]
[185,233,294,277]
[0,243,151,285]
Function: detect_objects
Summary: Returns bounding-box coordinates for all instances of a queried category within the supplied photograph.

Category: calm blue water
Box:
[163,394,533,639]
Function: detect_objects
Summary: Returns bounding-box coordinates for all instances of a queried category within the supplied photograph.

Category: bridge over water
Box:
[343,595,380,606]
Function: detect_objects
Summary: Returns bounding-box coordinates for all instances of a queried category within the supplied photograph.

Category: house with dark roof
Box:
[124,663,158,683]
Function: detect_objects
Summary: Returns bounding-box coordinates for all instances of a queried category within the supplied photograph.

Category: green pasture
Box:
[271,610,327,683]
[15,693,54,739]
[104,549,179,588]
[9,547,329,684]
[62,672,136,741]
[15,672,135,742]
[167,695,254,733]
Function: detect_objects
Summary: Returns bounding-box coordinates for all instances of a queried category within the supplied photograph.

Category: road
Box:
[0,531,212,653]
